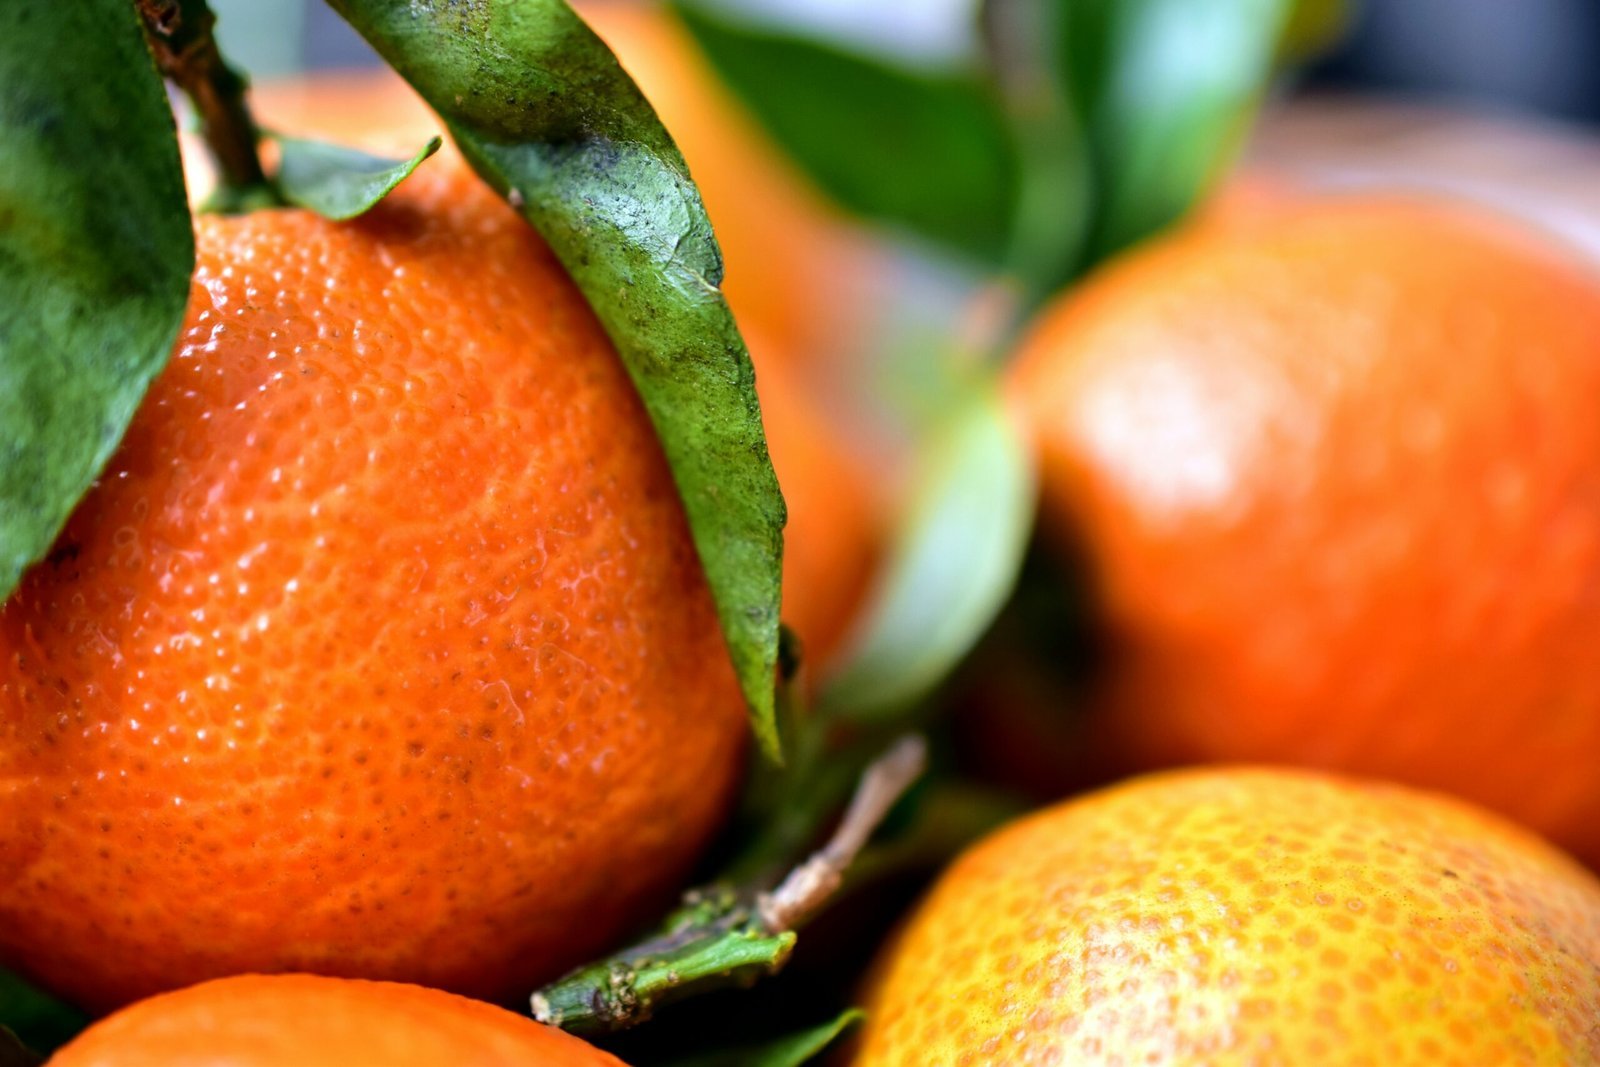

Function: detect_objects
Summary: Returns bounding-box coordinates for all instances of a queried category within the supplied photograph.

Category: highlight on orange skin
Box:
[1007,193,1600,864]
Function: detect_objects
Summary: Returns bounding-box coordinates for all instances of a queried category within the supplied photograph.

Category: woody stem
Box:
[135,0,277,209]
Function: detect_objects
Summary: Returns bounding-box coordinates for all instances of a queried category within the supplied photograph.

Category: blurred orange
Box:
[1009,192,1600,863]
[51,974,626,1066]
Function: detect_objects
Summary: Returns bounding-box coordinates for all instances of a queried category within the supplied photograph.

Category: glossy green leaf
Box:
[821,380,1035,722]
[1065,0,1292,259]
[0,0,194,598]
[662,1008,865,1067]
[327,0,785,756]
[674,2,1016,263]
[0,969,87,1056]
[273,134,442,221]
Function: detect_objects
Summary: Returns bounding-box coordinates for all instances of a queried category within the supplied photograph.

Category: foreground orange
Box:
[0,158,747,1010]
[856,767,1600,1065]
[1009,194,1600,861]
[241,24,880,670]
[49,974,625,1066]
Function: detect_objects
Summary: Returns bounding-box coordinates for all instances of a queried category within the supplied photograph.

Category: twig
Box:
[530,734,928,1034]
[757,734,928,931]
[135,0,276,209]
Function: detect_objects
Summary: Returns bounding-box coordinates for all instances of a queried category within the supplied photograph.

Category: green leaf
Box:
[532,886,796,1035]
[273,134,442,221]
[326,0,785,757]
[0,0,195,599]
[821,378,1035,722]
[1065,0,1292,259]
[0,969,88,1056]
[661,1008,865,1067]
[979,0,1094,295]
[674,2,1016,263]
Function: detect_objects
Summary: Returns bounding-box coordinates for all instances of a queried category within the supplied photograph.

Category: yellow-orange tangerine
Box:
[857,767,1600,1065]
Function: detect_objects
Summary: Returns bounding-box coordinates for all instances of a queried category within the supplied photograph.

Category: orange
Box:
[855,767,1600,1065]
[0,157,748,1010]
[238,31,881,670]
[49,974,625,1066]
[748,346,877,668]
[1007,194,1600,862]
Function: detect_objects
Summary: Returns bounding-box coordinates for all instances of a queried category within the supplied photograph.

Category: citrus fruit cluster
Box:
[9,4,1600,1066]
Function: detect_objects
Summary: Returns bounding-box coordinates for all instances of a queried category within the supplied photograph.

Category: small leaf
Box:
[821,380,1036,722]
[0,0,195,598]
[273,134,442,221]
[661,1008,865,1067]
[0,969,88,1056]
[674,2,1016,263]
[327,0,785,756]
[1067,0,1292,258]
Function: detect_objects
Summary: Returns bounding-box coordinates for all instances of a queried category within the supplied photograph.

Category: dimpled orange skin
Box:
[1008,195,1600,862]
[233,2,876,372]
[0,158,748,1011]
[855,767,1600,1066]
[241,55,880,671]
[50,974,627,1067]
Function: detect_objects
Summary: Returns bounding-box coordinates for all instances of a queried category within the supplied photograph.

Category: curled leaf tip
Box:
[273,134,443,221]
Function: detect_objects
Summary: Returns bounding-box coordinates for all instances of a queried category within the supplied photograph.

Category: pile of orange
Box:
[10,4,1600,1066]
[878,185,1600,1061]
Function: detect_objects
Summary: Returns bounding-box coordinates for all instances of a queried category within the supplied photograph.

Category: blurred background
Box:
[217,0,1600,124]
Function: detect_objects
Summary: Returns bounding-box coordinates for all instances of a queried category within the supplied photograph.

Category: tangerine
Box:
[1008,194,1600,861]
[856,767,1600,1065]
[49,974,625,1066]
[239,39,880,670]
[0,157,747,1009]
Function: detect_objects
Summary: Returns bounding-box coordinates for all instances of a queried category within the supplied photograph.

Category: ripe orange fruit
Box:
[1007,194,1600,862]
[855,767,1600,1065]
[0,157,748,1010]
[240,40,881,670]
[49,974,624,1066]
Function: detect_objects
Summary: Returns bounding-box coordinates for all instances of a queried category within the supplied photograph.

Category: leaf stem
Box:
[135,0,278,210]
[530,736,928,1035]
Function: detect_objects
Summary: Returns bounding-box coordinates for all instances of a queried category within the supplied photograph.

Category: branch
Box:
[530,736,928,1035]
[136,0,277,209]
